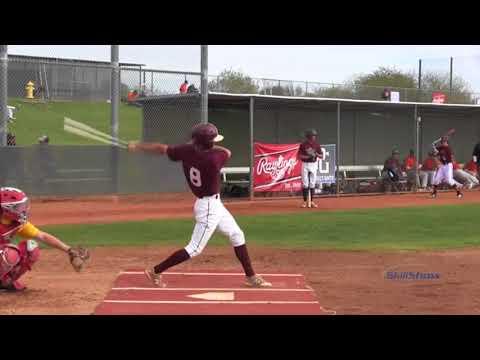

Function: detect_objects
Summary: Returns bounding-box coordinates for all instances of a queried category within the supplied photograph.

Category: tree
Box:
[353,67,417,89]
[311,85,355,99]
[208,69,259,94]
[420,71,474,104]
[352,67,417,101]
[351,66,475,104]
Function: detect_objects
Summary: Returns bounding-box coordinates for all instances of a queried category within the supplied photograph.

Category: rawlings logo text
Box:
[256,155,298,180]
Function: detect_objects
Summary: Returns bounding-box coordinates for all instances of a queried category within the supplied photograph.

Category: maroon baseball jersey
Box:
[167,144,229,198]
[298,141,322,163]
[436,145,453,165]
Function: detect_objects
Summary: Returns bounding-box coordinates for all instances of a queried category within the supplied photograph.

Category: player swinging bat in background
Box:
[298,129,323,208]
[0,187,89,291]
[128,123,272,288]
[430,129,463,199]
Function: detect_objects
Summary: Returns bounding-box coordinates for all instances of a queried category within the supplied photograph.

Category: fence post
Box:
[111,45,120,141]
[414,104,420,192]
[336,101,341,196]
[111,45,120,195]
[449,57,453,96]
[0,45,7,147]
[249,96,255,201]
[418,59,422,101]
[200,45,208,124]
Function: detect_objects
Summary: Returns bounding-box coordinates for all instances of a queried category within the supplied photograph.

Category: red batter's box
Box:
[94,270,331,315]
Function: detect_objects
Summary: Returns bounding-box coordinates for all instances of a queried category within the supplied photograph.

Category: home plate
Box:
[93,270,332,315]
[188,292,235,300]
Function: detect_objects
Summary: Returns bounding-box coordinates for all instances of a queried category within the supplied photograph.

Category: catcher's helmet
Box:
[305,129,318,138]
[0,187,30,224]
[191,123,224,148]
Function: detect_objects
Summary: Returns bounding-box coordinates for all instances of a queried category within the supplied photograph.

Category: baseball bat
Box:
[64,117,129,146]
[432,128,456,146]
[64,124,127,149]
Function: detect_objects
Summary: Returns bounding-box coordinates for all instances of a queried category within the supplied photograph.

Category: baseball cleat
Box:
[301,202,308,208]
[245,275,272,288]
[457,192,463,199]
[311,202,318,208]
[430,192,437,199]
[144,269,166,288]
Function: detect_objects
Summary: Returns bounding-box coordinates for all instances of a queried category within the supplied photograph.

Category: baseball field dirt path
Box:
[29,190,480,226]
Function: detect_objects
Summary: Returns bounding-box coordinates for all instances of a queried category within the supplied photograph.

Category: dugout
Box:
[138,93,480,197]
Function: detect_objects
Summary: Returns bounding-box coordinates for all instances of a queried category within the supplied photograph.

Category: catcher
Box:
[0,187,89,291]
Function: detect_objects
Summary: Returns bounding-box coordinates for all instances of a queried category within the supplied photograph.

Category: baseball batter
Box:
[297,129,323,208]
[128,123,272,288]
[431,136,463,199]
[0,187,89,291]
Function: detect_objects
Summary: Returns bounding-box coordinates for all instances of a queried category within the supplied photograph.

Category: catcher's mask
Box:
[0,187,30,224]
[191,123,224,149]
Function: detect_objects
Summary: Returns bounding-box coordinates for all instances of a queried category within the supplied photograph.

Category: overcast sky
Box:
[8,45,480,92]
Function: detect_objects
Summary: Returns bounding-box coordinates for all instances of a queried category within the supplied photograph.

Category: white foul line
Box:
[103,300,319,305]
[120,272,303,277]
[111,287,313,292]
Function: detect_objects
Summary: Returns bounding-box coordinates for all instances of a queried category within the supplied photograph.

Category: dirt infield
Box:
[2,245,480,315]
[1,190,480,315]
[30,190,480,226]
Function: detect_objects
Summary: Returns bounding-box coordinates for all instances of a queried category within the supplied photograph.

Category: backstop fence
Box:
[1,46,480,199]
[1,92,479,198]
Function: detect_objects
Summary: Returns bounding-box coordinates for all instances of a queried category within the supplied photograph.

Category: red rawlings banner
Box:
[254,142,302,192]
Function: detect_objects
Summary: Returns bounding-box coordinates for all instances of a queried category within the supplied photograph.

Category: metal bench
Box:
[338,165,384,181]
[220,167,250,185]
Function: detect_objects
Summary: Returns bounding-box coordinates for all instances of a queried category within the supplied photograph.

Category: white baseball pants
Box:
[433,163,462,187]
[302,161,318,189]
[184,195,245,257]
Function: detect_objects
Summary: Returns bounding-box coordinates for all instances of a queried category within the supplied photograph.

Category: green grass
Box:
[8,98,142,145]
[32,203,480,251]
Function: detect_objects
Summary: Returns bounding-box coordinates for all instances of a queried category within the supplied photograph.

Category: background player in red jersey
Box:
[128,123,272,288]
[0,187,89,291]
[297,129,323,208]
[431,134,463,199]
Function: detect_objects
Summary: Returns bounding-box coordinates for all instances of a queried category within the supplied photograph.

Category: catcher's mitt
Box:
[68,247,90,272]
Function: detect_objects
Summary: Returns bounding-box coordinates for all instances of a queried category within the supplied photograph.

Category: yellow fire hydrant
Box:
[25,81,35,99]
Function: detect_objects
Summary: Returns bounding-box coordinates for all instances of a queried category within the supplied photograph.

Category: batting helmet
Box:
[305,129,318,138]
[191,123,224,148]
[0,187,30,224]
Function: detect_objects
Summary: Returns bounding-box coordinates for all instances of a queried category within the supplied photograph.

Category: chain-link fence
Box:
[208,74,480,105]
[120,68,202,143]
[5,49,121,147]
[2,45,480,199]
[0,45,205,196]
